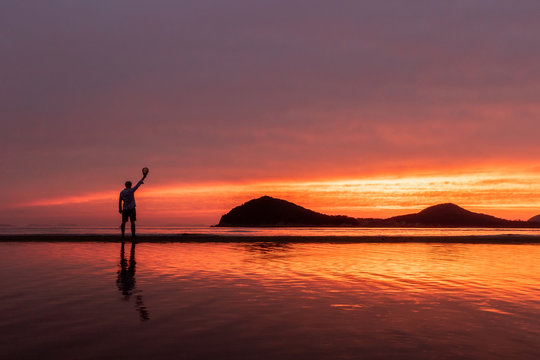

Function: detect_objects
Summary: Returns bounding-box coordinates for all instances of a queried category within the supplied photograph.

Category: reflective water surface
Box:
[0,241,539,359]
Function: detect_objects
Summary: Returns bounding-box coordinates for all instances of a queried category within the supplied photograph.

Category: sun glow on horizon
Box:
[10,168,540,225]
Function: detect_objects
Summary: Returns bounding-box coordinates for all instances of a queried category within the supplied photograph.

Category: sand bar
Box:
[1,234,540,243]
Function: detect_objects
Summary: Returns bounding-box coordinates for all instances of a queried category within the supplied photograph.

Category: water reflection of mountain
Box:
[117,242,150,321]
[243,242,292,254]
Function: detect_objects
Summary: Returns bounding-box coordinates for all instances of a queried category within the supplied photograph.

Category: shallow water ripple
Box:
[0,242,538,359]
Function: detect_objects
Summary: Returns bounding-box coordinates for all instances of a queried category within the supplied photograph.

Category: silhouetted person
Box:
[117,241,150,321]
[119,171,147,238]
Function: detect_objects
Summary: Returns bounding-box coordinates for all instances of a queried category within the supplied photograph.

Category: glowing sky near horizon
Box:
[2,1,540,226]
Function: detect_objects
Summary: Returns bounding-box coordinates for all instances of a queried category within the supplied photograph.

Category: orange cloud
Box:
[13,167,540,225]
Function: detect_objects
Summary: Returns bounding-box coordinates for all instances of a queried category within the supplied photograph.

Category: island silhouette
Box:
[217,196,540,228]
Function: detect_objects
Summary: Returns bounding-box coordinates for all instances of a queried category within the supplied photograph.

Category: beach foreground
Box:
[1,234,540,243]
[1,241,539,360]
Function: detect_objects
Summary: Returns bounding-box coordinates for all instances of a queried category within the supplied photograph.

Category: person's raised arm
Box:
[132,174,147,192]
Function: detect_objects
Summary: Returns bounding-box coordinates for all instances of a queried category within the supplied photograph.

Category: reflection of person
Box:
[119,172,147,238]
[117,242,136,298]
[117,241,150,321]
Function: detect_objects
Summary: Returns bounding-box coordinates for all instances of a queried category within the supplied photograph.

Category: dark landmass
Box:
[528,214,540,223]
[217,196,358,227]
[1,234,539,244]
[217,196,540,228]
[385,203,529,227]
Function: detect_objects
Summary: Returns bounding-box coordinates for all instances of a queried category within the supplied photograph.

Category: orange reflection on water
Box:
[2,241,539,359]
[137,242,540,307]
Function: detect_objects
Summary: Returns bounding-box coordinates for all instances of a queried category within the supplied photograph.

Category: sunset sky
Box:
[3,1,540,226]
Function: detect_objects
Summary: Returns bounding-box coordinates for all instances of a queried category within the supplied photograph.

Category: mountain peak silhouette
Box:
[217,197,533,228]
[389,202,510,227]
[217,196,358,227]
[417,203,470,216]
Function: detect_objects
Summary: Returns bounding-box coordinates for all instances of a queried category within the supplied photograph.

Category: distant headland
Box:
[217,196,540,228]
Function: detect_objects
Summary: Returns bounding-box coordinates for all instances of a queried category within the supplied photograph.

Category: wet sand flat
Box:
[1,241,539,359]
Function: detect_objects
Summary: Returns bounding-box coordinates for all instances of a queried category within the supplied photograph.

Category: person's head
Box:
[125,181,132,189]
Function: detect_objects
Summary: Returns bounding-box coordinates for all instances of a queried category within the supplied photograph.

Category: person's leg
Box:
[130,208,137,238]
[121,210,128,238]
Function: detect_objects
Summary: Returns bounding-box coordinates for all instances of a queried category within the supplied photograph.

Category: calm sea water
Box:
[0,241,539,360]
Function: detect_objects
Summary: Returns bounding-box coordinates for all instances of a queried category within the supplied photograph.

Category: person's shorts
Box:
[122,208,136,222]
